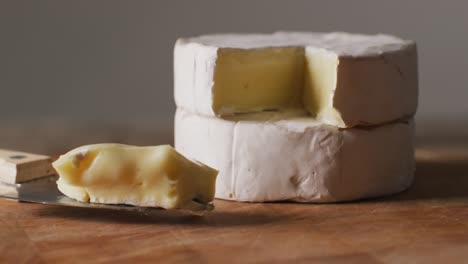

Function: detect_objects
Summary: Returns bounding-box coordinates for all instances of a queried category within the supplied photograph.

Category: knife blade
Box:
[0,176,156,212]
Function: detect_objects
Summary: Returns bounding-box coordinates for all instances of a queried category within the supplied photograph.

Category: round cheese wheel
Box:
[175,32,418,128]
[175,109,415,203]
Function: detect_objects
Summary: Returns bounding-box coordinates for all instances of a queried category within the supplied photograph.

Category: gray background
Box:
[0,0,467,152]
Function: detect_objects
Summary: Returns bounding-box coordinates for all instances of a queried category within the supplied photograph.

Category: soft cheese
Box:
[175,109,414,202]
[174,32,418,128]
[52,144,218,213]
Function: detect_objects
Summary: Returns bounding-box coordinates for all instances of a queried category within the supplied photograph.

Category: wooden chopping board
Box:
[1,141,468,263]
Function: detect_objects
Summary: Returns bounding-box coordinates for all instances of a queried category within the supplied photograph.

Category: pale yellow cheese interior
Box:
[213,47,305,114]
[303,49,343,126]
[211,47,341,124]
[52,144,218,213]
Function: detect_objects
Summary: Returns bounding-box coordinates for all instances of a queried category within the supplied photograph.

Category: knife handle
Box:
[0,149,55,184]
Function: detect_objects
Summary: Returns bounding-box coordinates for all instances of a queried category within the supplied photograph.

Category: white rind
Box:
[175,109,415,203]
[177,32,414,57]
[174,42,218,116]
[174,32,418,127]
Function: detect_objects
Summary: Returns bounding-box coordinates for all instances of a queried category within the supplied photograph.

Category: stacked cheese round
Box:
[174,32,418,202]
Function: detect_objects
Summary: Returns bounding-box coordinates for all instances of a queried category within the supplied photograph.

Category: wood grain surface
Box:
[1,126,468,263]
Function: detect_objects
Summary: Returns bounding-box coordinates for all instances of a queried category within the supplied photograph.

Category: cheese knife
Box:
[0,149,157,212]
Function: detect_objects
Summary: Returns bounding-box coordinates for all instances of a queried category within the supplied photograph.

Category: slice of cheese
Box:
[52,144,218,214]
[175,109,415,202]
[174,32,418,128]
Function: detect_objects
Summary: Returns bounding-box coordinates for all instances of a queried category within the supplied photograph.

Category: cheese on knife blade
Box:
[52,144,218,214]
[174,32,418,128]
[175,109,415,203]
